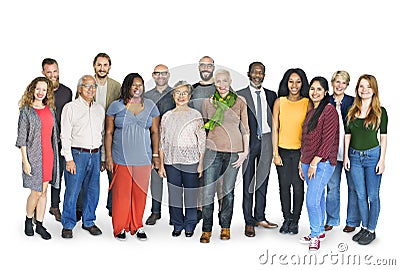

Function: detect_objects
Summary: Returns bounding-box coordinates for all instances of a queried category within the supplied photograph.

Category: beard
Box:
[96,72,108,79]
[51,78,60,90]
[200,71,213,81]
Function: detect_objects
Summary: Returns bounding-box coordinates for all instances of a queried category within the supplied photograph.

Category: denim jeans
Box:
[202,149,239,232]
[165,164,199,232]
[349,146,382,231]
[326,161,361,227]
[150,168,163,214]
[61,149,100,229]
[302,161,335,237]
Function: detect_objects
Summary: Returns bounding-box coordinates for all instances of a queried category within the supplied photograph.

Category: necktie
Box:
[255,90,262,139]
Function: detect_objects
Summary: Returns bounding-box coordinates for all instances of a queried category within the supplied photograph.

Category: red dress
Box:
[34,106,54,182]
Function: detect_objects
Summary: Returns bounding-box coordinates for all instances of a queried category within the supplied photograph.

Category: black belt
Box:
[72,147,99,153]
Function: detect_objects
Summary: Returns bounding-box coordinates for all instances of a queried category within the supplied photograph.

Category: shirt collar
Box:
[249,84,262,92]
[78,95,94,107]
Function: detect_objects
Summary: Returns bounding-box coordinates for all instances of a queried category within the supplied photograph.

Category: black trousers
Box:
[276,147,304,221]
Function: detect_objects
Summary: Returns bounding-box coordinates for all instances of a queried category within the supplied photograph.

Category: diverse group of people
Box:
[16,54,388,253]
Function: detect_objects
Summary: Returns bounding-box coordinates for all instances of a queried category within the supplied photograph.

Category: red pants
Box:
[110,164,151,237]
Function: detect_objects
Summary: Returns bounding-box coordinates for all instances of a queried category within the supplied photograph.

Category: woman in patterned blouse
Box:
[158,81,206,238]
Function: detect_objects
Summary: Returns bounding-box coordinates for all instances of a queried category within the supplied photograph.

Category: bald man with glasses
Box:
[144,64,175,225]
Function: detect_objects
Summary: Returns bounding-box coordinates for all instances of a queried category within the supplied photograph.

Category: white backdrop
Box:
[1,1,399,269]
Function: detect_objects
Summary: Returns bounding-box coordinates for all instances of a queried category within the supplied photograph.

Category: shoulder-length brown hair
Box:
[347,74,381,130]
[19,77,55,110]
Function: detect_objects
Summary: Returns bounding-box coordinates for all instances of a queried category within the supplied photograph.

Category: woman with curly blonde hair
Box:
[16,77,60,240]
[344,74,388,245]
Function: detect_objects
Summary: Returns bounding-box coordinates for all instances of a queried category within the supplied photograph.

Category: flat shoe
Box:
[343,225,355,233]
[172,230,182,237]
[82,224,102,235]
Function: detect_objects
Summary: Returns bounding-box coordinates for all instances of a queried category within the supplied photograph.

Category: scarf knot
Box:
[202,90,237,130]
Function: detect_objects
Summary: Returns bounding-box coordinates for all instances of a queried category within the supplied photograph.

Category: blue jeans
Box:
[302,161,335,237]
[326,161,361,227]
[61,149,100,229]
[349,146,382,231]
[202,149,239,232]
[165,164,199,232]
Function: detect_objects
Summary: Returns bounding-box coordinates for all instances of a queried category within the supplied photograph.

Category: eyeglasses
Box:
[153,71,169,76]
[199,63,214,69]
[174,91,189,97]
[81,84,98,89]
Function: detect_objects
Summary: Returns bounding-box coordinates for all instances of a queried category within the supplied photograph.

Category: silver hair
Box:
[173,80,193,95]
[75,75,96,98]
[214,69,231,81]
[77,75,95,88]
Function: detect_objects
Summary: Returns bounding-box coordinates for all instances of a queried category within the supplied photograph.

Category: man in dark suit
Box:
[237,62,278,237]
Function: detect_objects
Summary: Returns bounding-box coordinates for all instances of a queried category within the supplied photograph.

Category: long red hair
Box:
[346,74,381,130]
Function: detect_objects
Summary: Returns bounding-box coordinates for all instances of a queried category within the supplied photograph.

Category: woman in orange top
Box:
[272,68,312,234]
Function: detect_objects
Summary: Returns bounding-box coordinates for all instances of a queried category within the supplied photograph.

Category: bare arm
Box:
[158,150,166,178]
[104,115,115,172]
[272,98,282,166]
[20,146,32,176]
[343,134,351,171]
[376,134,387,174]
[150,115,160,169]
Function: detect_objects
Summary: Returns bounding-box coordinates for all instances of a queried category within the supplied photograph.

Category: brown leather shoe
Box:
[82,224,102,235]
[255,220,278,229]
[49,207,62,222]
[220,228,230,240]
[61,228,73,239]
[145,213,161,225]
[245,225,255,237]
[200,231,212,243]
[343,225,355,233]
[324,225,333,231]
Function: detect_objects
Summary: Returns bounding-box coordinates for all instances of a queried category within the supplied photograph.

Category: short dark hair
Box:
[42,58,58,70]
[248,61,265,74]
[93,53,111,66]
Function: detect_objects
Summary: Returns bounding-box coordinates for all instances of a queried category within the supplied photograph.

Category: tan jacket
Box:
[104,77,121,111]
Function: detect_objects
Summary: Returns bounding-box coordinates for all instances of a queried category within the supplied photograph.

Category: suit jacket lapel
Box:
[244,87,256,116]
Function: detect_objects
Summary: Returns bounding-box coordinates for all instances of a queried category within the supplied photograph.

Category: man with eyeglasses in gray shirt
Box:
[144,64,175,225]
[189,56,224,223]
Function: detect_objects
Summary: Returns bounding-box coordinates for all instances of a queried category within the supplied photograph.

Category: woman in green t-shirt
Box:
[344,74,388,245]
